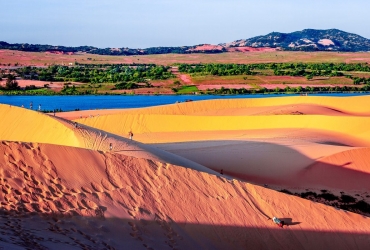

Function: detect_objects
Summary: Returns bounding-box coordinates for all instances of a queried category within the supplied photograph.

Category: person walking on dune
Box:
[128,131,133,140]
[273,217,285,228]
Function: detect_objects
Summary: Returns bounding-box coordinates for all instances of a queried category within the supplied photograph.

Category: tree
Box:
[5,75,19,90]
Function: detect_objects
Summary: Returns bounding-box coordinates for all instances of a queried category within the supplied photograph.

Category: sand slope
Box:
[1,141,370,249]
[0,105,217,176]
[72,96,370,194]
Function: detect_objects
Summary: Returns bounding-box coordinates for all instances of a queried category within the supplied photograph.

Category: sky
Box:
[1,0,370,48]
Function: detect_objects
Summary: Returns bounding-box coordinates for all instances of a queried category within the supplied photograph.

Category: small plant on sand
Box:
[318,192,338,201]
[340,194,356,203]
[300,191,318,198]
[280,189,293,195]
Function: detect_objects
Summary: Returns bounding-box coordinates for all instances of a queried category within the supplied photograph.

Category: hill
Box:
[1,29,370,55]
[225,29,370,52]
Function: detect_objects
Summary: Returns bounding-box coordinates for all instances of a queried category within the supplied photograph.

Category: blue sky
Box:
[1,0,369,48]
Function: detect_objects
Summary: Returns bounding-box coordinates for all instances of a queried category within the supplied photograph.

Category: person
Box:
[129,131,133,140]
[74,122,78,128]
[21,104,24,108]
[272,217,285,228]
[220,169,223,175]
[38,104,41,111]
[30,102,33,109]
[109,143,112,151]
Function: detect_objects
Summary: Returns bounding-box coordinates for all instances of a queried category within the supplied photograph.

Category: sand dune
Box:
[57,95,370,121]
[2,96,370,249]
[0,104,217,176]
[72,96,370,192]
[1,141,370,249]
[297,148,370,191]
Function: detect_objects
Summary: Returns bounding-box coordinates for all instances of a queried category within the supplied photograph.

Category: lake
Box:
[0,93,369,111]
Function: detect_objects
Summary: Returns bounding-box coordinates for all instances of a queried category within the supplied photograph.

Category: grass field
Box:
[1,50,370,67]
[175,85,199,94]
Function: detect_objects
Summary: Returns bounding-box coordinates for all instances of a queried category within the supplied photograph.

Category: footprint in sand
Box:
[101,179,115,191]
[91,182,104,192]
[81,186,93,194]
[81,199,98,210]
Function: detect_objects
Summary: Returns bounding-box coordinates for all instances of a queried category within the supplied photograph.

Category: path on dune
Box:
[52,115,219,176]
[1,141,370,249]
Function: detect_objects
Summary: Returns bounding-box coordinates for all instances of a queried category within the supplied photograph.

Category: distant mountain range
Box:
[1,29,370,55]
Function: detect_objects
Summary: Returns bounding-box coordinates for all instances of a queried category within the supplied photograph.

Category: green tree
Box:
[5,75,19,90]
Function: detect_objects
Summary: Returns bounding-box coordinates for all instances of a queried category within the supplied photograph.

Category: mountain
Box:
[1,29,370,55]
[223,29,370,52]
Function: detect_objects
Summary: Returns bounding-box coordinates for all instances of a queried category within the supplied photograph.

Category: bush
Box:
[280,189,293,195]
[340,194,356,203]
[318,192,339,201]
[114,82,138,90]
[300,191,318,198]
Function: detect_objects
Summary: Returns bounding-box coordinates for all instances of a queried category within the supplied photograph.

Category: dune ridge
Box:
[0,105,217,176]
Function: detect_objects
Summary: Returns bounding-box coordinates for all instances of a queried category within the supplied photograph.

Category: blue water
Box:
[0,93,369,111]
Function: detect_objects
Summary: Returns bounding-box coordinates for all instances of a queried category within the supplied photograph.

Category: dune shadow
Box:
[0,207,368,250]
[154,140,370,193]
[316,141,351,147]
[280,218,301,226]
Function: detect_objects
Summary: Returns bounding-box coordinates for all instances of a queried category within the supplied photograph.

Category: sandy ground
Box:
[2,96,370,249]
[72,96,370,195]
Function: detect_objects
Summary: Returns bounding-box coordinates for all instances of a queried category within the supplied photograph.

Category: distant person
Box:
[30,102,33,109]
[38,104,41,111]
[273,217,285,228]
[220,169,223,175]
[21,104,24,108]
[74,122,78,128]
[53,110,56,116]
[109,143,113,151]
[129,131,133,140]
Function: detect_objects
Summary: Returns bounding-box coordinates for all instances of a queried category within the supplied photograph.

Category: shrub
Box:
[318,192,339,201]
[280,189,293,195]
[340,194,356,203]
[300,191,318,198]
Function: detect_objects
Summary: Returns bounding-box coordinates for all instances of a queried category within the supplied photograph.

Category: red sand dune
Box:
[2,97,370,249]
[1,141,370,249]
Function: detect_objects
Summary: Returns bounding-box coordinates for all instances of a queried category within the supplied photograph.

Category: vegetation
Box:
[178,62,370,81]
[14,64,174,84]
[207,85,369,95]
[174,85,199,94]
[279,189,370,216]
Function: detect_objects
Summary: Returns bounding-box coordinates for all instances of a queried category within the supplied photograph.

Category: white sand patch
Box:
[318,39,335,46]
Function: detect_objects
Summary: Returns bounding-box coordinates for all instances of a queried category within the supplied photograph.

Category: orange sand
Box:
[72,96,370,194]
[2,96,370,249]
